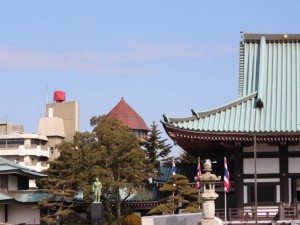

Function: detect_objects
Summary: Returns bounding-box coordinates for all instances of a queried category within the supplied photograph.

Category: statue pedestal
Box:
[91,203,104,225]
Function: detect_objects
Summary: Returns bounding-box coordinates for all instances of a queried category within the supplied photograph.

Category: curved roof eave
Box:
[162,90,299,134]
[163,123,300,142]
[163,92,257,124]
[0,157,47,179]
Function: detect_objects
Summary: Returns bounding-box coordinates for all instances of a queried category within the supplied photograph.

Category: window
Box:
[0,139,24,148]
[248,183,276,204]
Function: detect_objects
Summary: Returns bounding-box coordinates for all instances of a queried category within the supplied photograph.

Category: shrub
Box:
[60,214,89,225]
[123,214,141,225]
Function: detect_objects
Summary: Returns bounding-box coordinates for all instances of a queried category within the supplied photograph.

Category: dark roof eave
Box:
[243,33,300,43]
[163,124,300,142]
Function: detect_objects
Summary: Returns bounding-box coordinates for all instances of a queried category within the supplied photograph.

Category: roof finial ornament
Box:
[191,109,200,119]
[240,31,245,43]
[256,98,264,109]
[163,114,170,123]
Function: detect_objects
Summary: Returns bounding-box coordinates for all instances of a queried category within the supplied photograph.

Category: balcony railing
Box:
[215,203,300,222]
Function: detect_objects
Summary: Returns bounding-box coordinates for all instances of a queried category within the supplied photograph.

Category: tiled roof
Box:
[163,33,300,134]
[107,97,149,131]
[156,162,198,183]
[0,157,47,179]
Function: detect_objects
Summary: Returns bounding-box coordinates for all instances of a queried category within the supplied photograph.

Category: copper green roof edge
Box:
[162,92,257,124]
[0,157,47,178]
[0,191,50,203]
[0,192,14,201]
[0,168,47,179]
[13,191,50,203]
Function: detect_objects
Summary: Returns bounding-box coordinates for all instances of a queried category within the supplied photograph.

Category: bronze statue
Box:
[92,178,102,203]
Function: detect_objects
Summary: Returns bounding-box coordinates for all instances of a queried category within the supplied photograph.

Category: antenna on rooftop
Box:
[4,115,9,123]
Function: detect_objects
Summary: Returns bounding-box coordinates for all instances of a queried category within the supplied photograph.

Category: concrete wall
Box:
[142,213,202,225]
[7,204,40,225]
[46,101,79,141]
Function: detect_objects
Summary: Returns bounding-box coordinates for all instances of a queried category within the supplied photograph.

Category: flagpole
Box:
[172,157,176,214]
[198,157,201,196]
[224,188,227,225]
[197,157,201,209]
[224,157,230,225]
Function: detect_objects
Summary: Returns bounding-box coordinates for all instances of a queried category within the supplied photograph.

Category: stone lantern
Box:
[195,159,222,225]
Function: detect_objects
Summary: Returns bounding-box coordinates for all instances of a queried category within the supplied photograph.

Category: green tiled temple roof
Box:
[163,33,300,134]
[0,157,47,179]
[0,191,51,203]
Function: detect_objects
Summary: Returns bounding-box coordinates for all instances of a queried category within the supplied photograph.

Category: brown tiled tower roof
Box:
[107,98,149,131]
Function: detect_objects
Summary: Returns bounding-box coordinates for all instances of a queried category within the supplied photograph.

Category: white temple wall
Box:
[288,145,300,152]
[288,158,300,173]
[243,158,279,174]
[243,143,278,152]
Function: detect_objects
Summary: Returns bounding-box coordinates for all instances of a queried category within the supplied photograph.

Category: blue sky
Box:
[1,1,300,156]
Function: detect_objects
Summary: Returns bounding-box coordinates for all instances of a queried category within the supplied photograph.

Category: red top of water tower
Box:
[54,91,66,102]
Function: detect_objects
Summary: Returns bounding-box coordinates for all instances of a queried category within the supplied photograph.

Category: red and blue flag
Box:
[224,157,230,193]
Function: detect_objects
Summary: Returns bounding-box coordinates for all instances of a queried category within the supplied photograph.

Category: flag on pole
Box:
[172,158,176,196]
[172,158,176,175]
[224,157,230,193]
[196,157,201,190]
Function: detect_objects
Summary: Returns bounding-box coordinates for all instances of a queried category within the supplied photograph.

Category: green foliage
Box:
[60,214,89,225]
[144,121,172,170]
[147,201,178,215]
[147,174,200,215]
[123,214,141,225]
[90,116,155,224]
[40,115,155,225]
[37,142,78,225]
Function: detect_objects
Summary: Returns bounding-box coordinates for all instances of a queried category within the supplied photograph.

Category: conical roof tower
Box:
[107,97,149,142]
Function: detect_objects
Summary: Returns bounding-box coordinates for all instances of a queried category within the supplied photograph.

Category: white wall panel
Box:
[276,185,280,203]
[8,175,17,191]
[244,158,279,174]
[288,158,300,173]
[288,145,300,152]
[244,186,248,204]
[243,143,278,152]
[244,178,280,183]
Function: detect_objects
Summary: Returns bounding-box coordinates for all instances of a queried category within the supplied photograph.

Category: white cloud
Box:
[0,42,235,74]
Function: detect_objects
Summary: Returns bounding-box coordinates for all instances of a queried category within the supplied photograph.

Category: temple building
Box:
[107,97,149,143]
[0,122,49,176]
[162,33,300,209]
[0,157,48,225]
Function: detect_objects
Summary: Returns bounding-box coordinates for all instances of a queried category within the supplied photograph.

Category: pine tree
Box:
[144,121,172,170]
[37,142,77,225]
[147,174,200,215]
[90,115,155,225]
[39,116,155,225]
